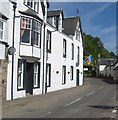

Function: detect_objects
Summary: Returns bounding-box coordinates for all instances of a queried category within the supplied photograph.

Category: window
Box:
[62,66,66,84]
[47,30,51,53]
[54,17,57,27]
[17,60,24,90]
[76,29,80,41]
[70,66,74,80]
[34,20,41,46]
[20,17,32,44]
[77,47,80,64]
[20,17,41,46]
[72,43,74,60]
[63,39,66,58]
[24,0,39,13]
[0,20,4,40]
[33,63,40,88]
[46,64,51,87]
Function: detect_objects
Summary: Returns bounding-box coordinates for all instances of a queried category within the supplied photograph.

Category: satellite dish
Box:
[8,46,16,55]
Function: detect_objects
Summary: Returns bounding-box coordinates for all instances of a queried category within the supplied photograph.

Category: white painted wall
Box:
[45,22,83,93]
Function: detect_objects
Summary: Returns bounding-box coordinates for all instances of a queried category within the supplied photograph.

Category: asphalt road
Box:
[2,77,117,119]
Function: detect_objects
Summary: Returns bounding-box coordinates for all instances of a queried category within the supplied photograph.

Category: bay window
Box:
[21,17,32,44]
[20,17,41,47]
[34,20,41,46]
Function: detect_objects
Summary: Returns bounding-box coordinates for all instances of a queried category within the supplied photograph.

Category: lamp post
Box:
[9,0,17,100]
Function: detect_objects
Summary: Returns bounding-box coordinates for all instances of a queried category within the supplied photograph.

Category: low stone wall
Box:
[0,48,8,101]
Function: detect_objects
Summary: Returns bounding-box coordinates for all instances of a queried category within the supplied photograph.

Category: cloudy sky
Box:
[49,2,116,54]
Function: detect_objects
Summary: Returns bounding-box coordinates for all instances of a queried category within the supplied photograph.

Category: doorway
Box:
[76,69,79,86]
[26,63,34,95]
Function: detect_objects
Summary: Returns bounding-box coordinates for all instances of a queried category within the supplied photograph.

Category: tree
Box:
[83,33,115,66]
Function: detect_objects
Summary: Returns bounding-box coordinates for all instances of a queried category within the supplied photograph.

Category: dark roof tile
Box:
[63,16,80,35]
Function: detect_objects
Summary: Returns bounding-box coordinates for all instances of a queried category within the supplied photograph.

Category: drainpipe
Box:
[42,23,46,94]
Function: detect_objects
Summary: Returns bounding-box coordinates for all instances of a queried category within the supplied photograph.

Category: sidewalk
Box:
[3,82,89,109]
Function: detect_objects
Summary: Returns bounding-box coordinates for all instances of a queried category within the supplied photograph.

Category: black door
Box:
[76,70,79,86]
[26,63,34,95]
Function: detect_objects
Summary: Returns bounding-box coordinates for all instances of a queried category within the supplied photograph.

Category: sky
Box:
[49,2,116,54]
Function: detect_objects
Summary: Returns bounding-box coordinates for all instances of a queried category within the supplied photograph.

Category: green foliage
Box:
[83,33,115,66]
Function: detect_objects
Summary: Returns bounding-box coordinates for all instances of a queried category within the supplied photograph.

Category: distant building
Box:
[97,58,117,80]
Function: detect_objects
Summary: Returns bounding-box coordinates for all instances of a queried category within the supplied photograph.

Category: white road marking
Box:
[99,86,103,90]
[86,91,95,96]
[39,112,52,118]
[112,109,117,114]
[65,98,82,107]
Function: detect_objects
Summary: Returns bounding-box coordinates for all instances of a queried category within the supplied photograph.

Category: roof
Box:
[19,9,43,21]
[47,9,64,18]
[97,58,117,66]
[63,16,80,35]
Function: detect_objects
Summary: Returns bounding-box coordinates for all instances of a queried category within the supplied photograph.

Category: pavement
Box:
[2,77,118,119]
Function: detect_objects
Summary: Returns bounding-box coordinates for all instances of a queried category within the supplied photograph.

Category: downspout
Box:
[42,23,46,94]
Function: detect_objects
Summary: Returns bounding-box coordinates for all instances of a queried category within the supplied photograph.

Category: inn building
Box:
[0,0,84,100]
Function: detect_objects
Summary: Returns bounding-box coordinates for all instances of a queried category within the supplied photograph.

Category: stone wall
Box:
[0,48,8,101]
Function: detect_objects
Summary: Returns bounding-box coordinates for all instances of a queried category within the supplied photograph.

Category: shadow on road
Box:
[89,105,118,111]
[103,79,118,84]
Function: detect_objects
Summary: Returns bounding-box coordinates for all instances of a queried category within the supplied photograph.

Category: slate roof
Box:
[63,16,80,35]
[47,9,64,18]
[97,58,117,66]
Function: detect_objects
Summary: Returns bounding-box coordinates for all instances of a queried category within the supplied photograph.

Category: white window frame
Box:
[70,66,73,80]
[77,46,80,64]
[18,60,24,89]
[33,19,41,47]
[47,30,51,53]
[46,64,51,87]
[62,66,66,84]
[76,29,80,41]
[0,19,5,42]
[24,0,39,13]
[33,63,38,88]
[53,17,57,27]
[63,39,66,58]
[21,17,32,45]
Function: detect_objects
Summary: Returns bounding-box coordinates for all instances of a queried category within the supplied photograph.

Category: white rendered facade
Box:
[5,0,83,100]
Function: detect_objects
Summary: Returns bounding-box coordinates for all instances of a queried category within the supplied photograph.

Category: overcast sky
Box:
[49,2,116,54]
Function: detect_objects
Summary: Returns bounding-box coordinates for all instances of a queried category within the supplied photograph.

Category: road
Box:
[2,77,117,118]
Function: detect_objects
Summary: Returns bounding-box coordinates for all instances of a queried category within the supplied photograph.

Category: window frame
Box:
[20,17,32,45]
[33,19,41,47]
[46,63,51,87]
[62,65,66,84]
[20,16,42,47]
[33,63,39,88]
[76,29,80,41]
[63,39,66,58]
[23,0,39,13]
[77,46,80,64]
[17,60,24,90]
[0,19,5,41]
[72,43,74,60]
[47,30,51,53]
[70,66,74,80]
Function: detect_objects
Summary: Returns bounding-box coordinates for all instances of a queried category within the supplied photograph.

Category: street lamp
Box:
[9,0,17,100]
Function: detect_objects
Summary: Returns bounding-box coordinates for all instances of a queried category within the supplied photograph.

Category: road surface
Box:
[2,77,117,118]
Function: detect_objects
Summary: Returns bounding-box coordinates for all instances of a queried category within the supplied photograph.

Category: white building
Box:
[97,58,117,80]
[4,0,83,100]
